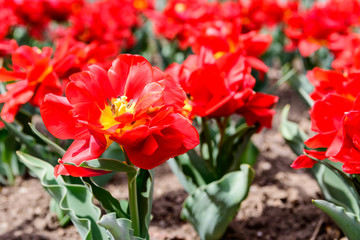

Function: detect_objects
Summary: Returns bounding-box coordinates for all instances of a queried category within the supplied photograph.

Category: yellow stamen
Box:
[29,66,53,86]
[175,3,186,13]
[100,96,135,130]
[133,0,148,10]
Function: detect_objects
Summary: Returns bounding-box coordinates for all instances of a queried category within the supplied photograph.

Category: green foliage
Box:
[313,200,360,240]
[136,169,154,239]
[181,164,255,240]
[17,152,108,240]
[311,162,360,217]
[0,128,24,185]
[49,198,71,227]
[78,158,154,240]
[98,213,144,240]
[280,105,308,156]
[28,123,65,156]
[215,123,258,176]
[171,117,259,240]
[82,177,129,219]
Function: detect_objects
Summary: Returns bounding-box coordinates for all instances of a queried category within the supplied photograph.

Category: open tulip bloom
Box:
[37,54,199,238]
[41,54,199,177]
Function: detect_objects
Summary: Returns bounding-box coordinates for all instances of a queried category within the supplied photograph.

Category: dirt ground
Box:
[0,84,345,240]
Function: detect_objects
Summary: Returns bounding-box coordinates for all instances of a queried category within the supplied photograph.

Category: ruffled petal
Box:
[108,54,154,100]
[40,93,89,140]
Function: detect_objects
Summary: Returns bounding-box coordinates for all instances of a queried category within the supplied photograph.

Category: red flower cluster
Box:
[0,0,148,48]
[0,0,84,40]
[166,47,278,129]
[331,33,360,71]
[147,0,282,50]
[0,46,62,127]
[65,0,143,50]
[292,61,360,173]
[284,0,360,57]
[0,33,120,127]
[40,54,199,177]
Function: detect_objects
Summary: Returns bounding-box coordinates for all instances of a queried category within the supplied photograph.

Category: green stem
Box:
[201,117,214,167]
[125,152,140,237]
[267,68,296,93]
[216,117,228,150]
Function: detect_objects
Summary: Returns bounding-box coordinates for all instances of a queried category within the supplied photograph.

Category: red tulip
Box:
[284,0,360,56]
[40,54,199,177]
[166,47,277,129]
[0,45,62,127]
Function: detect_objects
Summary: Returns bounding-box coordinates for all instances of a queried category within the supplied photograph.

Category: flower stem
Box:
[125,152,140,237]
[201,117,215,167]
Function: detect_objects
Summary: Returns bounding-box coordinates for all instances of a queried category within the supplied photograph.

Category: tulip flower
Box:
[41,54,199,177]
[0,45,62,127]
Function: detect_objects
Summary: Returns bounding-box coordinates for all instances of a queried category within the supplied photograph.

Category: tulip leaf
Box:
[181,164,255,240]
[49,198,71,227]
[313,199,360,240]
[239,141,259,167]
[98,213,144,240]
[187,149,217,183]
[288,74,314,107]
[28,123,66,156]
[78,158,137,181]
[216,124,257,176]
[82,177,129,219]
[2,119,46,159]
[171,154,206,193]
[0,132,22,185]
[136,169,154,239]
[311,162,360,217]
[280,105,308,156]
[17,151,108,240]
[168,157,198,193]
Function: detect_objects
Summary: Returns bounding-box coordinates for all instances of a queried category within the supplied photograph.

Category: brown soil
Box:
[0,84,345,240]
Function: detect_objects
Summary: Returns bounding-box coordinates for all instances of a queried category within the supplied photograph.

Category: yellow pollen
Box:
[34,47,42,54]
[133,0,148,10]
[214,51,226,59]
[175,3,186,13]
[29,65,53,86]
[181,98,193,118]
[100,96,135,130]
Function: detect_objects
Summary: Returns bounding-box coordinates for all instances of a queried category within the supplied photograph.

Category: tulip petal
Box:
[291,155,317,169]
[108,54,154,100]
[40,94,89,140]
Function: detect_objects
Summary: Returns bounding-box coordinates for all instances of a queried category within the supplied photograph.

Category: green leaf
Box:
[136,169,154,239]
[17,152,108,240]
[79,159,136,177]
[2,120,46,159]
[187,149,217,183]
[239,141,259,167]
[98,213,144,240]
[0,128,25,185]
[172,154,207,191]
[181,164,255,240]
[49,198,71,227]
[280,105,308,156]
[288,74,314,107]
[28,123,66,156]
[313,200,360,240]
[216,124,257,176]
[82,177,129,219]
[311,162,360,217]
[168,158,197,193]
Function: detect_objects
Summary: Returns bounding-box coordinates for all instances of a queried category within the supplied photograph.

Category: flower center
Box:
[100,96,135,130]
[175,3,186,13]
[109,96,134,116]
